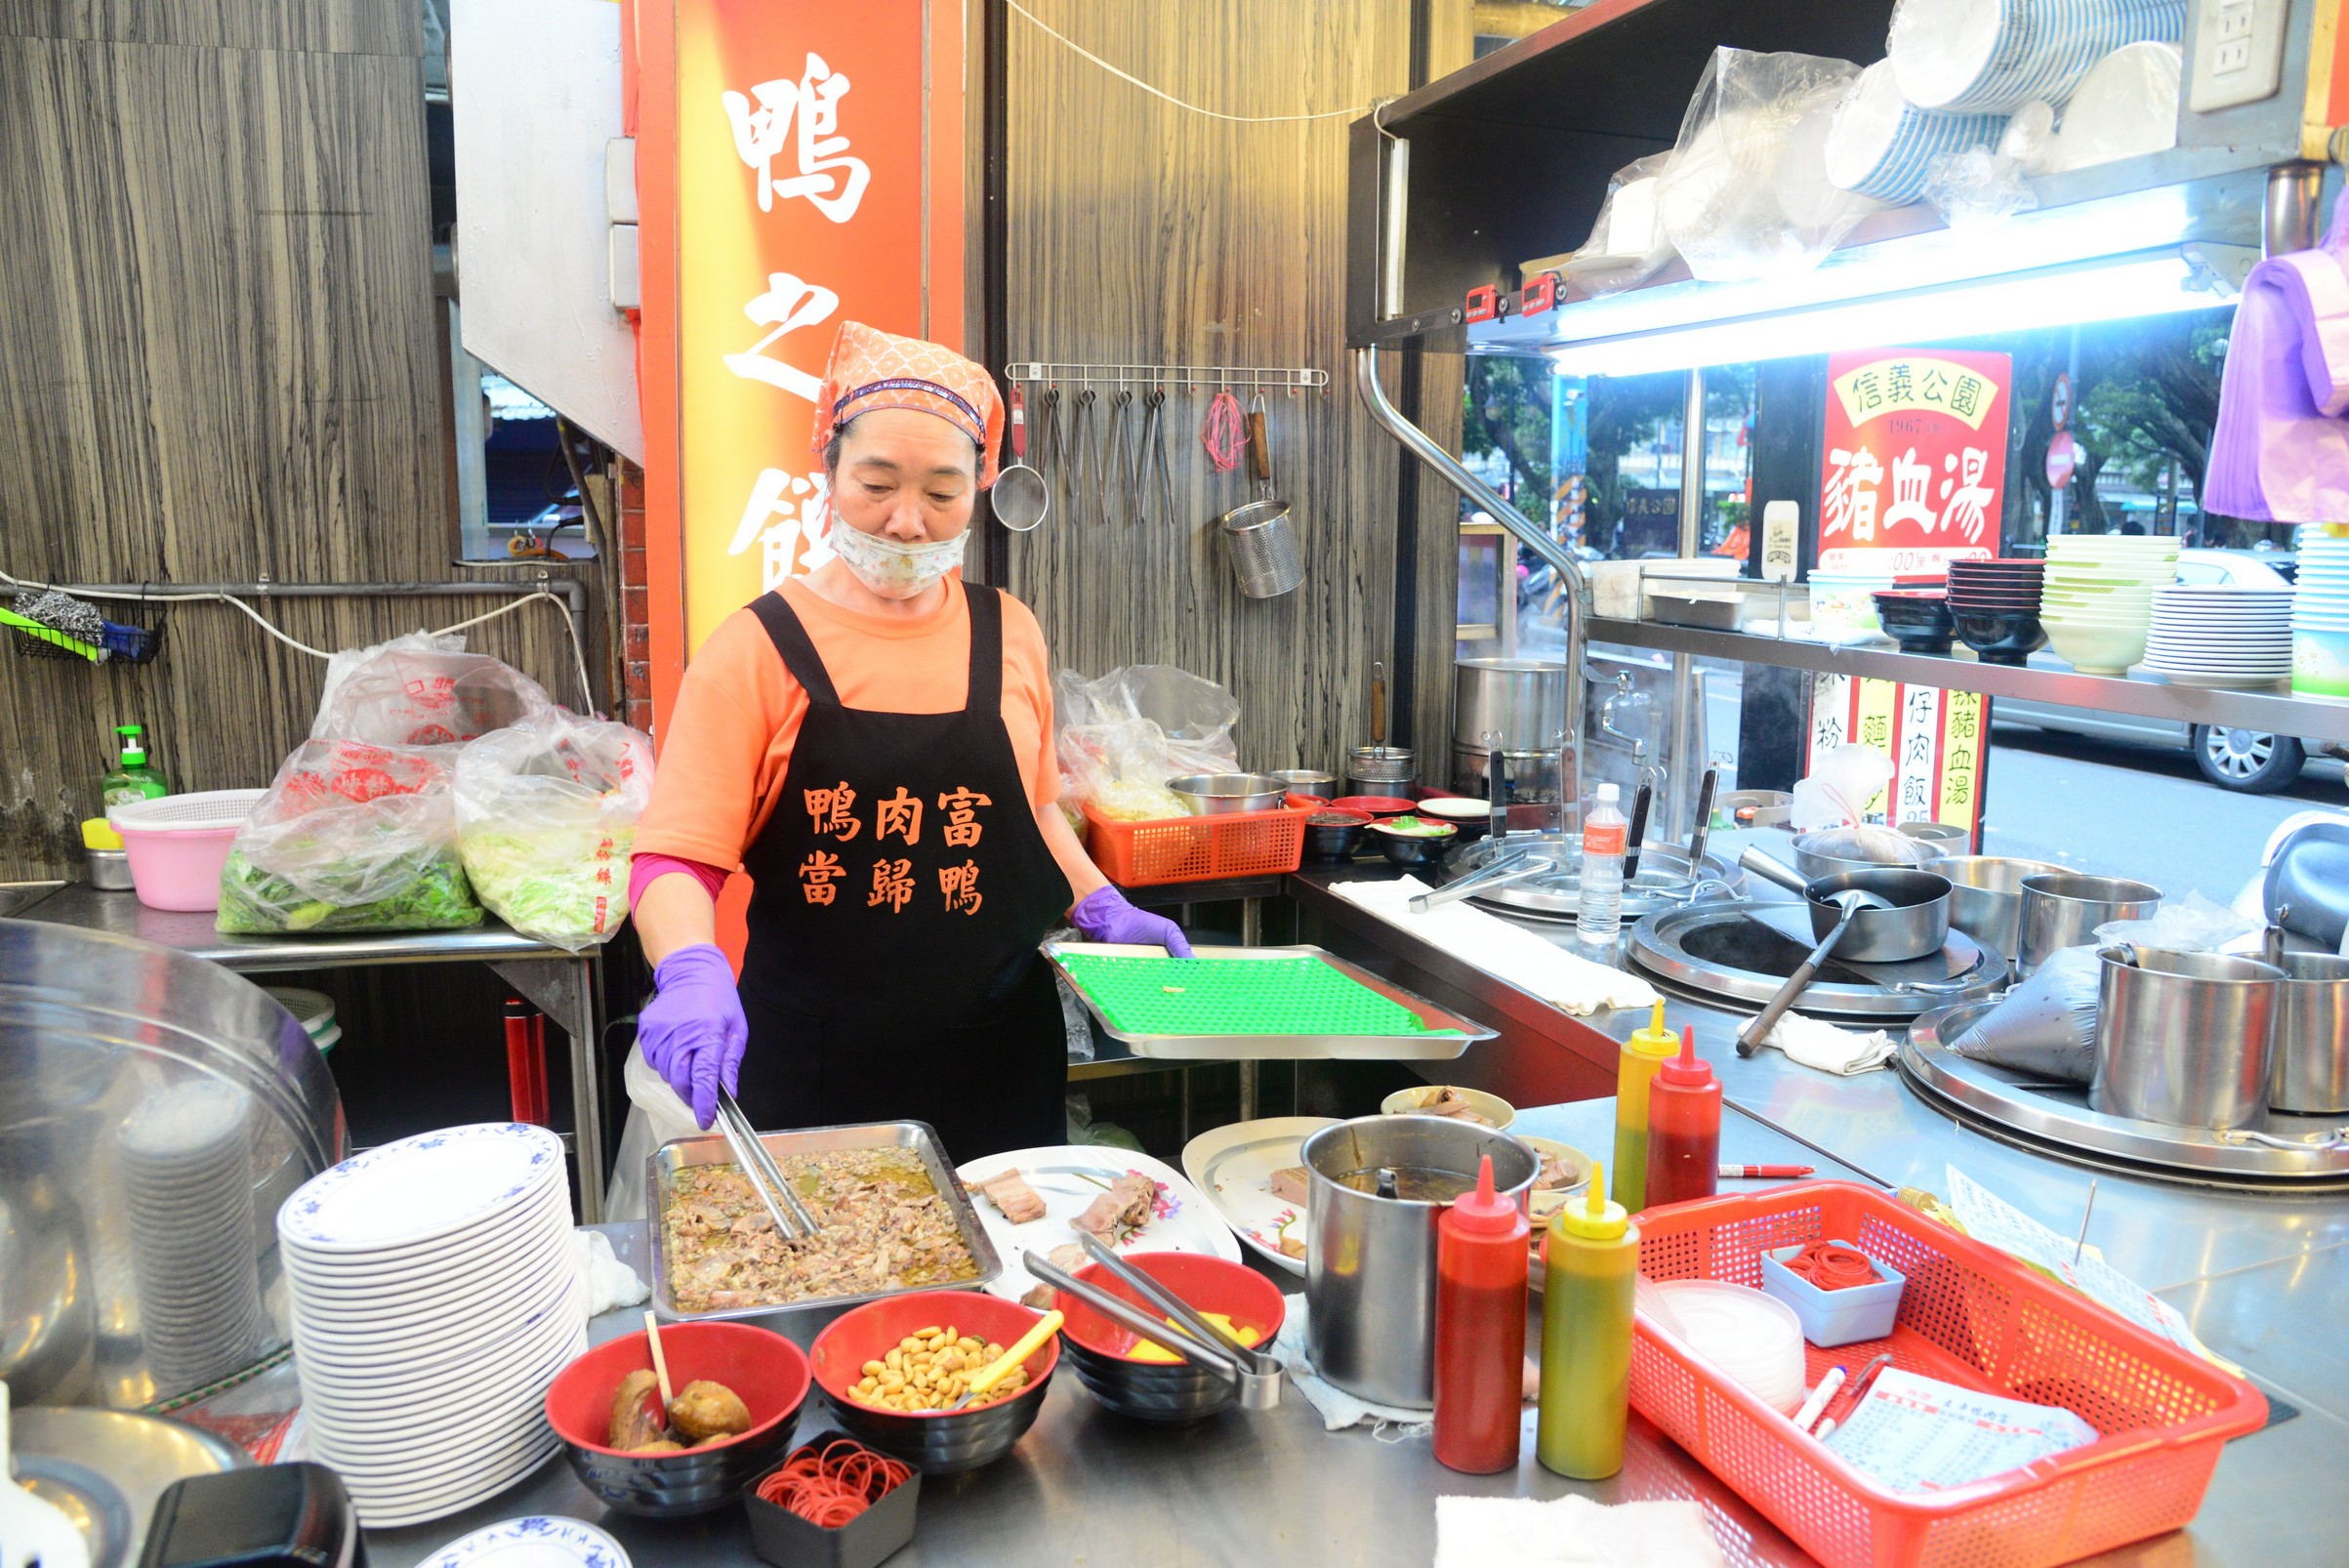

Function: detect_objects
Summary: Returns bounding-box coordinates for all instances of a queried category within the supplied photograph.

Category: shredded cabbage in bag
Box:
[455,712,655,951]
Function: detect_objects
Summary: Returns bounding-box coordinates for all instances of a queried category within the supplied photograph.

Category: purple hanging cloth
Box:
[2205,196,2349,522]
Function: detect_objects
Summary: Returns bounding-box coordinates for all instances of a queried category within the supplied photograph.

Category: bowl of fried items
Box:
[807,1290,1058,1475]
[545,1320,810,1516]
[1053,1252,1285,1424]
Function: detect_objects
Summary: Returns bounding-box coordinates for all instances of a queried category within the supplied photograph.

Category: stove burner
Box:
[1628,900,2006,1020]
[1682,912,1889,984]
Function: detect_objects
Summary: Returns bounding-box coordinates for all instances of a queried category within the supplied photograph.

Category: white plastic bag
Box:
[1791,743,1895,831]
[1658,48,1873,283]
[313,645,554,747]
[603,1046,707,1221]
[1922,145,2040,229]
[455,711,655,951]
[1053,664,1241,820]
[219,741,481,932]
[317,631,466,722]
[1564,153,1678,296]
[2093,890,2257,954]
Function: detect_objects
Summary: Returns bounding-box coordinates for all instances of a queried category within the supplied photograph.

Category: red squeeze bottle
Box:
[1435,1153,1531,1473]
[1644,1025,1721,1209]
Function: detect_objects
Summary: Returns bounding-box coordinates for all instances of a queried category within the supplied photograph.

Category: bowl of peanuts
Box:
[806,1290,1059,1474]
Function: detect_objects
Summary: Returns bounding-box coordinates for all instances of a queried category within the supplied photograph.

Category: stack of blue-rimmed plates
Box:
[280,1124,580,1528]
[2295,528,2349,697]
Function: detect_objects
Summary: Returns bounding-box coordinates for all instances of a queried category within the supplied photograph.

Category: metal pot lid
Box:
[12,1408,250,1568]
[1628,900,2006,1020]
[1435,837,1744,923]
[1905,1004,2349,1186]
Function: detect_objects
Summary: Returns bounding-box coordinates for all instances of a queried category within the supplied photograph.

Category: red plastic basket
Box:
[1630,1183,2264,1568]
[1082,800,1308,887]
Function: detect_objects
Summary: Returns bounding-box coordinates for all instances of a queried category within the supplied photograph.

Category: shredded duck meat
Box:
[662,1148,979,1312]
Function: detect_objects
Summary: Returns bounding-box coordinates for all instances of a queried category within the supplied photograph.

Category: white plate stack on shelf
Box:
[118,1078,270,1396]
[2293,527,2349,698]
[2039,534,2180,675]
[279,1123,582,1528]
[2143,585,2295,687]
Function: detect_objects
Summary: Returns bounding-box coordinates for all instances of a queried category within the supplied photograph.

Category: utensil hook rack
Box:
[1005,362,1328,394]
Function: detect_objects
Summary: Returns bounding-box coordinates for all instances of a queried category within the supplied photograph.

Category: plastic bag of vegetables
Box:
[454,711,655,951]
[219,741,482,933]
[312,643,554,747]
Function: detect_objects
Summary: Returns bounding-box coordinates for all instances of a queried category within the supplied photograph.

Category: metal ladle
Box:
[993,382,1048,532]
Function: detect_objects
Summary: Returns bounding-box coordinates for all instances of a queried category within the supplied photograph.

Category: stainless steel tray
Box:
[1904,1004,2349,1187]
[647,1119,1004,1322]
[1042,941,1493,1060]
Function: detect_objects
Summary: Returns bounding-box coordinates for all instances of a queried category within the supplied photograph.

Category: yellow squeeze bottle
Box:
[1611,1001,1679,1211]
[1536,1159,1639,1480]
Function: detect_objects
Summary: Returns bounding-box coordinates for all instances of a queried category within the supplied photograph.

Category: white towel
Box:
[1330,877,1660,1016]
[1435,1494,1725,1568]
[1265,1295,1433,1436]
[1762,1011,1897,1075]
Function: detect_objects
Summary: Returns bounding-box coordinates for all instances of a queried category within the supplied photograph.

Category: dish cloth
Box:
[1330,877,1661,1016]
[1434,1495,1725,1568]
[1266,1295,1433,1437]
[1760,1011,1897,1074]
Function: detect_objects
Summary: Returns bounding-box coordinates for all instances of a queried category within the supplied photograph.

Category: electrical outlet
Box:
[2189,0,2287,112]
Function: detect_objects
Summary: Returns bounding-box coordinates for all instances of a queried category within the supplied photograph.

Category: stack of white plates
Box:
[280,1124,581,1528]
[119,1079,269,1395]
[2294,527,2349,697]
[2143,586,2295,687]
[2039,534,2180,675]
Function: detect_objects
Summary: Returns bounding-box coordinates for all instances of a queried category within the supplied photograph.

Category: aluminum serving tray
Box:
[1042,941,1493,1060]
[647,1119,1004,1322]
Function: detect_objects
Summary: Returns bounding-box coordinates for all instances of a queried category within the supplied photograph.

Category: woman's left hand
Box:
[1070,886,1193,957]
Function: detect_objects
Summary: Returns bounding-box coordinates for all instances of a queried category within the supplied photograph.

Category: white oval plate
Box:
[1178,1117,1338,1277]
[418,1514,627,1568]
[955,1144,1238,1300]
[278,1124,566,1253]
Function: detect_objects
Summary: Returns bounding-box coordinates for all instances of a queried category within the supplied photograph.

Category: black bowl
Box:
[1953,608,2048,666]
[1873,593,1956,655]
[1372,818,1459,870]
[807,1292,1059,1476]
[1302,808,1372,863]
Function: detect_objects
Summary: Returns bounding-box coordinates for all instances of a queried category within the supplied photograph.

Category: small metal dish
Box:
[1166,773,1288,815]
[1267,768,1339,799]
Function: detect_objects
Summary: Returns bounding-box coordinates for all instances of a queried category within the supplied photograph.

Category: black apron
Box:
[733,582,1073,1162]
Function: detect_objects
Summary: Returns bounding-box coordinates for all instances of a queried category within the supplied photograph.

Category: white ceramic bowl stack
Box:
[2293,527,2349,698]
[118,1078,269,1395]
[2143,585,2295,687]
[2039,535,2180,675]
[279,1123,581,1528]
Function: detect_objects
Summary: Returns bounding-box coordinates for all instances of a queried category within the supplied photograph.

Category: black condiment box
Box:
[139,1465,363,1568]
[743,1431,922,1568]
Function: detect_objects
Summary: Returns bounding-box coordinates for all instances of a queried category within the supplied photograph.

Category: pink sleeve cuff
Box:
[629,852,729,911]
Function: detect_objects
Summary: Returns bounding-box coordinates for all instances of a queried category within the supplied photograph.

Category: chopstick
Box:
[714,1091,820,1241]
[643,1311,676,1406]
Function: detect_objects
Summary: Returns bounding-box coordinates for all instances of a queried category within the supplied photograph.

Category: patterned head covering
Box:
[810,321,1003,488]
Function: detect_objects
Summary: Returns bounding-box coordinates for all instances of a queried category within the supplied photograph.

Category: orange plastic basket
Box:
[1082,800,1308,887]
[1631,1183,2264,1568]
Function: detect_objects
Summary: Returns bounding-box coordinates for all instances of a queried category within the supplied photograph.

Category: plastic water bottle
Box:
[1577,782,1628,943]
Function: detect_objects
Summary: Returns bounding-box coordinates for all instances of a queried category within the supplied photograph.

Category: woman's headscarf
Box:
[809,321,1004,488]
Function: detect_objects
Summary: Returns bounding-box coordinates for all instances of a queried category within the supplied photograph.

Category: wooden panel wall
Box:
[0,0,597,878]
[1003,1,1470,779]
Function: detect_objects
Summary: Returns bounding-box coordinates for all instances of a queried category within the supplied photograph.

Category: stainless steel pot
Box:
[1302,1116,1537,1410]
[1937,856,2065,961]
[1450,745,1569,805]
[1739,850,1951,964]
[2091,945,2282,1131]
[1453,658,1570,752]
[2018,875,2162,975]
[1166,772,1287,815]
[2272,952,2349,1114]
[1346,745,1416,796]
[1790,831,1948,880]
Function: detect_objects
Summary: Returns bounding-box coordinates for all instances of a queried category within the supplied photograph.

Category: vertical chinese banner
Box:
[1818,349,2012,574]
[1805,674,1988,842]
[634,0,964,674]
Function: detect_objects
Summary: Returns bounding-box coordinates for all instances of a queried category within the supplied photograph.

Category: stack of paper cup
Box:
[1889,0,2188,113]
[2046,41,2183,171]
[1825,61,2007,205]
[117,1079,269,1397]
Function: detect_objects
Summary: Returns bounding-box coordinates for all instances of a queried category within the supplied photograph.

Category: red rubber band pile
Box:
[1781,1241,1878,1291]
[755,1438,912,1529]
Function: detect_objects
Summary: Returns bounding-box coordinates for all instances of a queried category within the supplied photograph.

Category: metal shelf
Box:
[1586,617,2349,746]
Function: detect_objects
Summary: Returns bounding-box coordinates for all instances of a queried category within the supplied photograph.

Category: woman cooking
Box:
[627,322,1190,1161]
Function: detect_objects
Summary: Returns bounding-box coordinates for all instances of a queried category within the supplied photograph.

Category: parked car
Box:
[1997,548,2325,794]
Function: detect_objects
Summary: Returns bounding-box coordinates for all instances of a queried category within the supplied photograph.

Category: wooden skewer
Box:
[644,1310,676,1406]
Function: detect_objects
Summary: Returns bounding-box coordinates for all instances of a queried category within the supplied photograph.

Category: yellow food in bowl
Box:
[1129,1311,1262,1364]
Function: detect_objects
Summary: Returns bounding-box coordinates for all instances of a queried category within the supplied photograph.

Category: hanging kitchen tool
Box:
[1216,393,1303,598]
[993,382,1049,532]
[1036,385,1066,521]
[1068,390,1099,527]
[1136,389,1174,528]
[1107,391,1137,525]
[1202,389,1248,473]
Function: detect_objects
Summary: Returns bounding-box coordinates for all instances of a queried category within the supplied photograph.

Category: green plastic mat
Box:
[1055,953,1450,1038]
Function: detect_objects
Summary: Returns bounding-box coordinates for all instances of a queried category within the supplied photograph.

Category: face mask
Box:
[826,518,969,598]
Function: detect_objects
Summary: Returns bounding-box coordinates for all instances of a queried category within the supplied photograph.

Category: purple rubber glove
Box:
[636,943,748,1130]
[1070,886,1193,957]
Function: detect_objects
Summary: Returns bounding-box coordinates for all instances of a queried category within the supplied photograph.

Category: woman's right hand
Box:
[637,943,748,1129]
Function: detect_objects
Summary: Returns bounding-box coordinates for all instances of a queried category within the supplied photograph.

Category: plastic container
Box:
[102,723,169,807]
[1536,1159,1638,1480]
[1631,1182,2267,1568]
[1610,1001,1680,1213]
[1575,782,1628,942]
[108,789,267,913]
[743,1432,922,1568]
[1083,800,1308,887]
[1647,1279,1805,1414]
[1643,1025,1720,1209]
[1434,1154,1530,1474]
[1759,1242,1906,1348]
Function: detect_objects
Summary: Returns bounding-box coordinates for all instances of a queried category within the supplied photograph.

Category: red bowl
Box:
[1054,1252,1287,1423]
[807,1290,1058,1473]
[544,1321,810,1515]
[1327,795,1416,817]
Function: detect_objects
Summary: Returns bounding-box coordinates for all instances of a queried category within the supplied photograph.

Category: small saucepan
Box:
[1740,848,1952,963]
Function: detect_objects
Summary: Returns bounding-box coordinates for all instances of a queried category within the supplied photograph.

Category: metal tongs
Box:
[1022,1241,1284,1410]
[713,1091,821,1242]
[1409,845,1556,914]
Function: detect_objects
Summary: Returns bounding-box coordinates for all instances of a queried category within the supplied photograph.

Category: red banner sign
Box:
[1818,349,2012,574]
